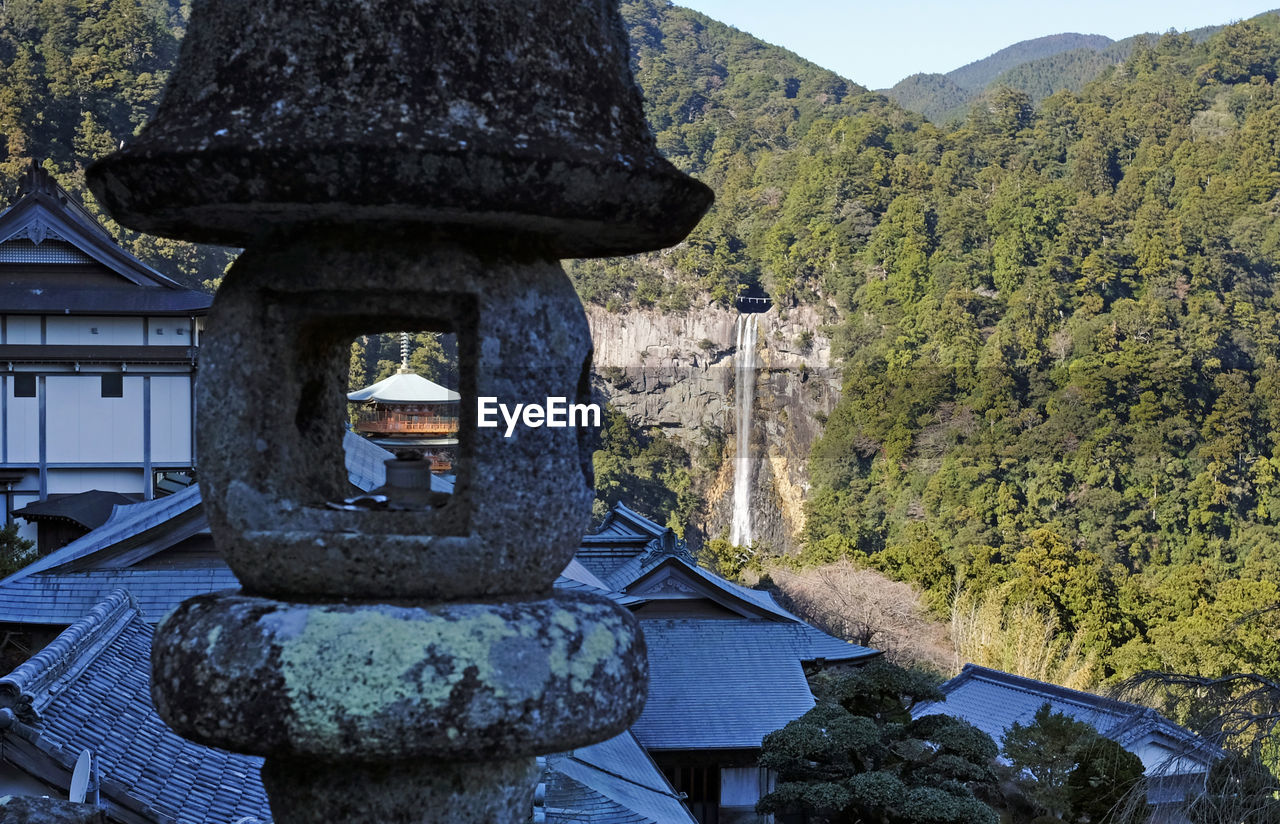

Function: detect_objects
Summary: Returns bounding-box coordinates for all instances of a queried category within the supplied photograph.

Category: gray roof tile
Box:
[0,566,240,624]
[0,591,271,823]
[544,730,696,824]
[916,665,1219,777]
[3,485,204,583]
[634,619,877,751]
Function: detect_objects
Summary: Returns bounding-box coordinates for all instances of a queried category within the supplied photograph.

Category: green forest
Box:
[2,0,1279,779]
[793,21,1280,693]
[576,0,1280,701]
[0,0,234,286]
[888,32,1118,124]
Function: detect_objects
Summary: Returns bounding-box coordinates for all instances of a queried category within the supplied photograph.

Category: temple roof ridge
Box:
[914,663,1224,769]
[0,160,206,295]
[0,589,138,722]
[1,484,205,584]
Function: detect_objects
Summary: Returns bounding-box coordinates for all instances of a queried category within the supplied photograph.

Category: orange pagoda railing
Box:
[355,409,460,436]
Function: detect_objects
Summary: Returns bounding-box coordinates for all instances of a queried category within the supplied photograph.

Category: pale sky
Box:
[676,0,1280,90]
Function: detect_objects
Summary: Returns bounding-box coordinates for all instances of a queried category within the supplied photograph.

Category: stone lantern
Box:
[87,1,711,821]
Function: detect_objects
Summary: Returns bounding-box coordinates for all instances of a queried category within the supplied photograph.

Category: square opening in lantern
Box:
[345,330,461,498]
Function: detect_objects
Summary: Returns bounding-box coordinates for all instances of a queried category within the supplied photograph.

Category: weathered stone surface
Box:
[152,590,647,759]
[587,303,842,551]
[586,302,838,436]
[261,757,539,824]
[0,797,107,824]
[199,236,594,598]
[86,0,711,256]
[86,1,711,819]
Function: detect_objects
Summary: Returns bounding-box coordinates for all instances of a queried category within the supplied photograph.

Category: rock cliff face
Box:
[587,303,841,554]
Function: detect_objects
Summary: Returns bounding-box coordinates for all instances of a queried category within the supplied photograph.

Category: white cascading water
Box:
[730,313,758,547]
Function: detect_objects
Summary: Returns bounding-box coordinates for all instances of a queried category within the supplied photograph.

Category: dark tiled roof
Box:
[0,163,204,297]
[0,566,239,625]
[554,559,641,607]
[3,486,205,583]
[0,287,211,315]
[578,504,677,579]
[14,491,139,531]
[634,619,878,751]
[542,731,696,824]
[0,485,221,626]
[0,591,271,823]
[584,503,670,544]
[614,554,800,621]
[542,773,653,824]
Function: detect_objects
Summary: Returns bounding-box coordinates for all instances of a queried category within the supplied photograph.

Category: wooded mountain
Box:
[0,0,235,287]
[887,33,1116,123]
[885,21,1251,124]
[946,33,1115,92]
[584,3,1280,708]
[568,0,928,309]
[801,17,1280,692]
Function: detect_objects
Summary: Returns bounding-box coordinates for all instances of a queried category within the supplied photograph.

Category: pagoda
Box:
[347,339,460,472]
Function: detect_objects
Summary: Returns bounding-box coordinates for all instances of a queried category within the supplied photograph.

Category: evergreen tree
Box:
[1002,704,1148,823]
[757,660,999,824]
[0,523,36,578]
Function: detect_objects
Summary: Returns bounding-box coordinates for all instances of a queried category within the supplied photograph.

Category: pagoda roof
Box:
[0,163,212,315]
[347,371,460,403]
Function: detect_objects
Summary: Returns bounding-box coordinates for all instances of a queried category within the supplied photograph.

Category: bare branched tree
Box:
[766,561,954,672]
[1108,670,1280,824]
[1124,671,1280,748]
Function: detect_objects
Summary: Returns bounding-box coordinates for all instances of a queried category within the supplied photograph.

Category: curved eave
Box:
[0,286,211,315]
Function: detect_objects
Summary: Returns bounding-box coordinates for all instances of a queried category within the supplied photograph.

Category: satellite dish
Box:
[69,749,92,803]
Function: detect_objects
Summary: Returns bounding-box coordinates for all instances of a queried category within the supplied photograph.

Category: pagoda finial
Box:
[399,331,410,374]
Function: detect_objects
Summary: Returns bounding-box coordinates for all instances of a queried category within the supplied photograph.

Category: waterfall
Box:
[730,314,758,547]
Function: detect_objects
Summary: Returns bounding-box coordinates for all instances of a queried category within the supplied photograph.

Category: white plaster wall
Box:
[47,467,143,494]
[5,376,39,462]
[720,767,763,806]
[5,315,40,344]
[1132,740,1207,777]
[10,491,40,543]
[147,317,193,345]
[149,376,192,463]
[46,316,143,346]
[45,375,144,463]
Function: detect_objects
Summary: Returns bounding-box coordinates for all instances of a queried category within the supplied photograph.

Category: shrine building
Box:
[0,164,211,548]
